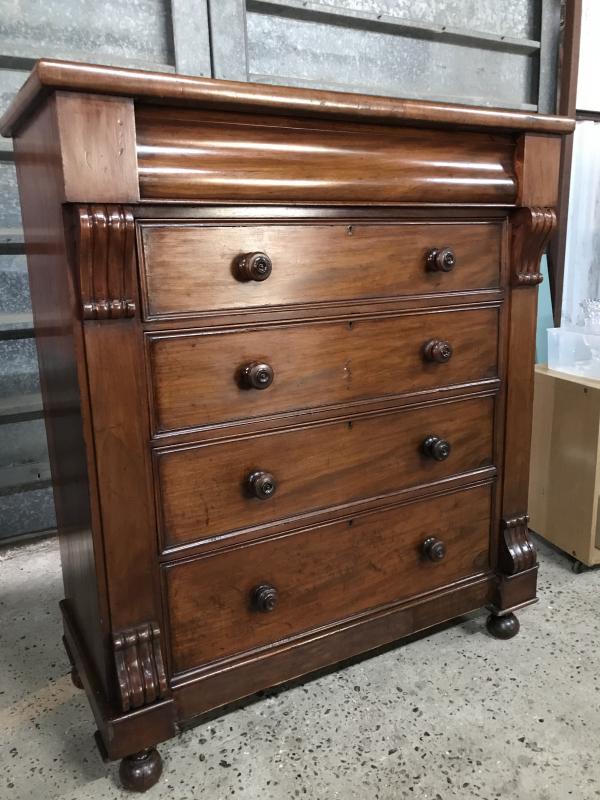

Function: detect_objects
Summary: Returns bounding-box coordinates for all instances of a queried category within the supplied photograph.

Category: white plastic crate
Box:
[547,327,600,378]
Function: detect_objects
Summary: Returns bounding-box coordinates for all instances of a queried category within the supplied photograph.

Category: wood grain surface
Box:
[2,56,567,777]
[136,108,517,205]
[149,306,499,433]
[156,394,495,549]
[139,221,503,318]
[164,483,492,674]
[0,58,574,138]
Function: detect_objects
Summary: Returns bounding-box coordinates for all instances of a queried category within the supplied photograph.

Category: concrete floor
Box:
[1,535,599,800]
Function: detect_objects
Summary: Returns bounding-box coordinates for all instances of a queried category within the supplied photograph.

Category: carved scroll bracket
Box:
[113,622,168,713]
[77,205,137,320]
[499,514,537,575]
[511,207,557,287]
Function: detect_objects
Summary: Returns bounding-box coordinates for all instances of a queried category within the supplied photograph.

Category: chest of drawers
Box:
[1,60,573,792]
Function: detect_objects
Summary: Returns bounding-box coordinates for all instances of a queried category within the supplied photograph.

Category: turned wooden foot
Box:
[119,748,162,792]
[486,611,520,640]
[70,667,83,690]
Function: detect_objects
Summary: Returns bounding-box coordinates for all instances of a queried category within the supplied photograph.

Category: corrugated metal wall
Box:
[0,0,561,542]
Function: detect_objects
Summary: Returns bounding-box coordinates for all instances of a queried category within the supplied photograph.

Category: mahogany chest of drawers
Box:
[0,60,573,791]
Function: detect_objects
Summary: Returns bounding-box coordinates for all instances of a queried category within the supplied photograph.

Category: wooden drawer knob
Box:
[247,470,277,499]
[251,584,279,612]
[422,537,447,562]
[426,247,456,272]
[242,361,274,389]
[422,435,451,461]
[236,252,272,281]
[423,339,453,363]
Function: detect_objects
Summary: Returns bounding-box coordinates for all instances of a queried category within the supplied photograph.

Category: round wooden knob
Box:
[423,339,453,363]
[247,470,277,499]
[422,537,447,562]
[252,584,279,612]
[426,247,456,272]
[422,435,451,461]
[242,361,274,389]
[236,252,272,281]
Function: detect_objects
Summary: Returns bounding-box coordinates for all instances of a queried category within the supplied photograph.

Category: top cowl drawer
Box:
[136,107,517,205]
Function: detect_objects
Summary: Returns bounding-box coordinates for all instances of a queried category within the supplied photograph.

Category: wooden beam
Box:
[547,0,582,324]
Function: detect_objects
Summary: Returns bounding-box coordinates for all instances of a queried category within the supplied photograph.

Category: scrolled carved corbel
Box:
[77,204,137,320]
[511,207,557,287]
[113,621,167,713]
[499,514,537,575]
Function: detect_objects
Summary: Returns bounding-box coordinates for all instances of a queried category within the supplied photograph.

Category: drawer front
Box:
[156,395,494,550]
[165,483,492,673]
[149,307,499,434]
[136,107,517,205]
[139,221,502,319]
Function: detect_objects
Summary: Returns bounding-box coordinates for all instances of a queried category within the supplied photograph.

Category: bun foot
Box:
[119,748,162,792]
[486,611,520,640]
[70,667,83,690]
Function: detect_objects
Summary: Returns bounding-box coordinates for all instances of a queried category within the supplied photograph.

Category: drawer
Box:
[156,395,494,550]
[149,307,499,434]
[138,221,503,319]
[137,106,518,205]
[164,483,492,674]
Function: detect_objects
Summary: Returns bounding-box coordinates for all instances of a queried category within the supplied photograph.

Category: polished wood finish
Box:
[422,434,452,462]
[251,584,279,613]
[54,92,139,203]
[422,537,447,562]
[489,212,548,616]
[515,135,561,208]
[11,97,112,698]
[82,300,163,638]
[119,749,163,793]
[113,622,168,713]
[136,107,518,205]
[426,246,457,272]
[499,514,537,575]
[61,600,177,762]
[241,361,274,391]
[548,0,583,323]
[0,58,574,139]
[247,470,278,501]
[157,395,494,551]
[77,205,137,319]
[165,484,492,675]
[148,307,499,434]
[138,221,502,320]
[173,573,495,715]
[1,61,570,791]
[423,339,453,363]
[236,251,273,282]
[486,611,520,639]
[510,207,557,285]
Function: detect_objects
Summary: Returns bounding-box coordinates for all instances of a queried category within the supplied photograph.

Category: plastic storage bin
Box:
[547,327,600,378]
